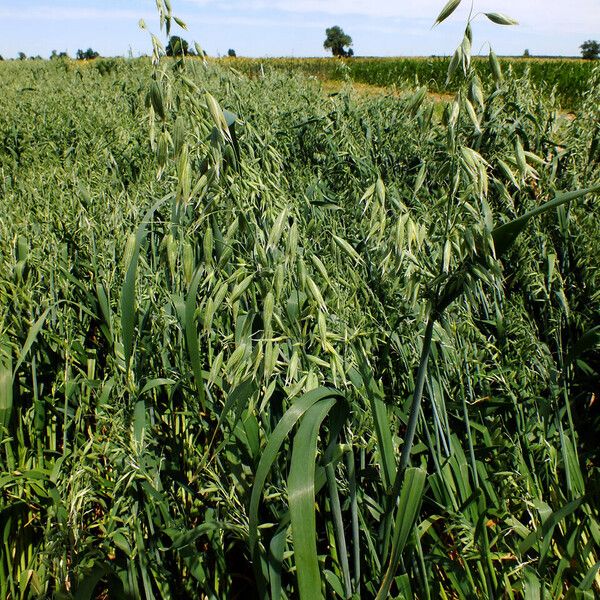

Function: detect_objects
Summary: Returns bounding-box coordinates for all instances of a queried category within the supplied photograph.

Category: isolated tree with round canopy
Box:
[580,40,599,60]
[166,36,189,57]
[324,26,353,57]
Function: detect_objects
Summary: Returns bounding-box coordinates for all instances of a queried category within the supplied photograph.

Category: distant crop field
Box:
[220,56,596,107]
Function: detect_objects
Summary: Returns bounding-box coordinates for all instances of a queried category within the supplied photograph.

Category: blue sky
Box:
[0,1,598,59]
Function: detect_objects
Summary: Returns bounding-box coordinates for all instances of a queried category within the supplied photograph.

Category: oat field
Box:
[1,10,600,600]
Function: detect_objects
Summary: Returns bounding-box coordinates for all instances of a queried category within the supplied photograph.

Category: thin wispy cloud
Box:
[0,7,155,21]
[184,0,600,29]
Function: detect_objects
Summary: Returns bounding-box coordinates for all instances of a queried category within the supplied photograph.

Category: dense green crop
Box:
[222,56,595,108]
[0,16,599,600]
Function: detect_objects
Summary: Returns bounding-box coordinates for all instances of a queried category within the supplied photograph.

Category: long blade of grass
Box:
[519,496,585,555]
[248,387,343,593]
[391,316,435,500]
[376,467,427,600]
[12,307,52,381]
[346,449,361,596]
[0,342,12,431]
[268,525,288,600]
[288,397,337,599]
[492,184,600,257]
[437,184,600,314]
[120,195,170,371]
[185,266,205,408]
[326,462,352,598]
[352,361,396,491]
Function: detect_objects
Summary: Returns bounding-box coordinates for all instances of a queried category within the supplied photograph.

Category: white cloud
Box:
[4,2,597,33]
[184,0,600,32]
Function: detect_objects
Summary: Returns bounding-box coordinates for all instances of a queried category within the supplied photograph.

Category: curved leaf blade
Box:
[120,196,170,371]
[376,467,427,600]
[248,387,343,589]
[288,398,337,600]
[185,266,205,408]
[492,184,600,258]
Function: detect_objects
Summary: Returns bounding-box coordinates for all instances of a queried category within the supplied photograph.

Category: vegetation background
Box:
[1,1,599,598]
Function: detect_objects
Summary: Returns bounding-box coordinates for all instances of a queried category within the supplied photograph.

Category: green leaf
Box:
[519,496,585,555]
[13,307,52,379]
[579,561,600,591]
[185,267,205,408]
[111,532,131,556]
[376,468,427,600]
[139,378,176,397]
[436,184,599,314]
[248,387,343,594]
[95,283,113,344]
[74,563,110,600]
[326,462,352,598]
[523,566,541,600]
[120,196,169,371]
[133,399,145,446]
[568,325,600,363]
[121,237,142,371]
[0,342,12,431]
[269,525,288,600]
[351,362,395,491]
[168,522,222,551]
[288,398,337,599]
[324,570,345,597]
[492,184,600,257]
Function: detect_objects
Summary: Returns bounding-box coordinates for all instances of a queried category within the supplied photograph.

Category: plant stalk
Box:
[390,315,435,500]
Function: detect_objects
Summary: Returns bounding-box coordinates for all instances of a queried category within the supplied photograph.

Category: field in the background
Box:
[221,56,595,107]
[1,55,599,599]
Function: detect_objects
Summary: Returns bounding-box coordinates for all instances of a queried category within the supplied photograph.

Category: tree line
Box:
[1,33,597,61]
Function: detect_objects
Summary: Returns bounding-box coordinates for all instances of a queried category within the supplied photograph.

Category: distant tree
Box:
[227,48,237,57]
[324,26,353,58]
[580,40,599,60]
[0,55,4,61]
[523,49,530,57]
[165,36,189,57]
[50,49,69,60]
[77,48,100,60]
[18,52,26,61]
